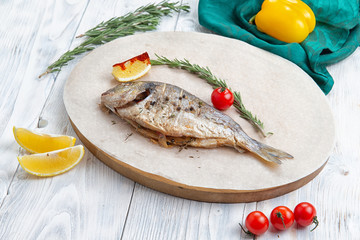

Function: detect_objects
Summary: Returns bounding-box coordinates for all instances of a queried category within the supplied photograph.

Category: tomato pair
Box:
[241,202,318,236]
[271,203,318,231]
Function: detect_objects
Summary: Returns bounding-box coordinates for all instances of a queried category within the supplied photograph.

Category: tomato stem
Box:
[276,211,286,229]
[238,223,254,236]
[310,216,319,232]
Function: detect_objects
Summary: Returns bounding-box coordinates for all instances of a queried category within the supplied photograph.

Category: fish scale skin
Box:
[116,82,238,140]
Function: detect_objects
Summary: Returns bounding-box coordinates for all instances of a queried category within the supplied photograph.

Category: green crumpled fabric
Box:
[198,0,360,94]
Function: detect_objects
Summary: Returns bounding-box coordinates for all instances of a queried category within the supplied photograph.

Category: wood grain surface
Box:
[0,0,359,239]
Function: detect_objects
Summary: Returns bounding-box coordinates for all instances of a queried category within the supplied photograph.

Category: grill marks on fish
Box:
[101,81,293,164]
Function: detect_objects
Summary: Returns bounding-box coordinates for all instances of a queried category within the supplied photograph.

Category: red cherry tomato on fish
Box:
[294,202,319,231]
[211,87,234,110]
[244,211,269,235]
[270,206,294,230]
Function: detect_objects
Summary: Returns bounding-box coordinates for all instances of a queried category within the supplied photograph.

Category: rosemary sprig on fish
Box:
[101,81,293,164]
[150,55,269,137]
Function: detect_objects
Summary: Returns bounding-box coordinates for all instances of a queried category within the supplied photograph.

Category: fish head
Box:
[101,81,156,111]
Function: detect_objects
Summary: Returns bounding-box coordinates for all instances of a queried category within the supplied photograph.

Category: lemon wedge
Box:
[112,52,151,82]
[13,127,76,153]
[17,145,85,177]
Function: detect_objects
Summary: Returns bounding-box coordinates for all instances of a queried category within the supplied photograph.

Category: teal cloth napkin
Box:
[198,0,360,94]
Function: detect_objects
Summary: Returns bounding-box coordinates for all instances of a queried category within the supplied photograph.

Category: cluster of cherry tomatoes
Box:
[240,202,318,236]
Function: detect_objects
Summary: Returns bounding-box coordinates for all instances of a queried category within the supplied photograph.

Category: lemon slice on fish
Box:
[17,145,85,177]
[13,127,76,153]
[112,52,151,82]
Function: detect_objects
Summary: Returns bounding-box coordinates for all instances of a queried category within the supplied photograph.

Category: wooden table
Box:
[1,1,359,239]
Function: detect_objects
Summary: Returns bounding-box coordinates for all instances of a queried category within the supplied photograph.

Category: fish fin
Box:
[237,138,293,164]
[253,142,293,164]
[158,134,171,148]
[234,144,246,153]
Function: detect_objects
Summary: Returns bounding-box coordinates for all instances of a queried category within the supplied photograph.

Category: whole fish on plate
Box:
[101,81,293,164]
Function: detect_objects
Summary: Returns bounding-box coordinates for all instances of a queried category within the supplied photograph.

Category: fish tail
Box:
[237,138,293,164]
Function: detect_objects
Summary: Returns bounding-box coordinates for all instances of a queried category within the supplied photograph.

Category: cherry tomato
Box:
[211,87,234,110]
[270,206,294,230]
[294,202,318,231]
[244,211,269,235]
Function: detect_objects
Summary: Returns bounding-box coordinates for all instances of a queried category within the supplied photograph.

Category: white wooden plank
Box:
[123,186,263,240]
[0,0,186,238]
[176,0,212,33]
[1,0,359,238]
[0,0,89,208]
[0,0,90,237]
[309,49,360,239]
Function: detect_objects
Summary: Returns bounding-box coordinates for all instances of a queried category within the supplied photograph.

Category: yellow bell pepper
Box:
[254,0,316,43]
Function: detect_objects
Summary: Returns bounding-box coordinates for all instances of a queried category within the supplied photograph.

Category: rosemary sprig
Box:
[151,54,269,136]
[39,1,190,78]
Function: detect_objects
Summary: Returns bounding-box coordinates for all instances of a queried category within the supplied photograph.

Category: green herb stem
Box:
[39,1,189,78]
[151,54,269,136]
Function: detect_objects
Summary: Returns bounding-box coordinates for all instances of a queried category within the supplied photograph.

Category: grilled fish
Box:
[101,81,293,164]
